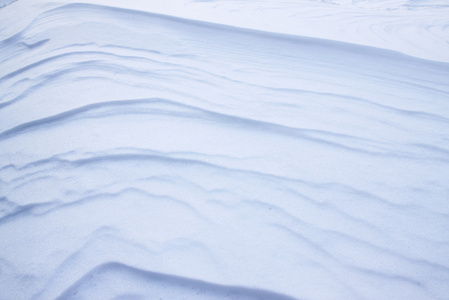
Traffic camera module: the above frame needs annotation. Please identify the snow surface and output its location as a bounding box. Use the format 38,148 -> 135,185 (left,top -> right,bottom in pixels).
0,1 -> 449,299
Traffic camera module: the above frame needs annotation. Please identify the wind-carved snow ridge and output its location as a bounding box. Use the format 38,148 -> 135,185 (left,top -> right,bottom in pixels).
0,2 -> 449,300
54,262 -> 298,300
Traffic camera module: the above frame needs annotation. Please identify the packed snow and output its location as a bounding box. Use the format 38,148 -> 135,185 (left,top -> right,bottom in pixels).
0,1 -> 449,299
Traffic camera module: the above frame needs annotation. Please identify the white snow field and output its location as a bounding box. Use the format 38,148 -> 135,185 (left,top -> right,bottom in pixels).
1,1 -> 449,299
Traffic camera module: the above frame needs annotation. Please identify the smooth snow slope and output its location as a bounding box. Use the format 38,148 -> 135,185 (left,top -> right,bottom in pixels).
0,1 -> 449,300
5,0 -> 447,62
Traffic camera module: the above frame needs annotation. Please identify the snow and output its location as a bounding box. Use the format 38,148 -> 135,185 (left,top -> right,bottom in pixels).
0,1 -> 449,299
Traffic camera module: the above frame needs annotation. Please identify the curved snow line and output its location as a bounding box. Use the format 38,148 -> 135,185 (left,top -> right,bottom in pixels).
0,98 -> 384,155
0,187 -> 205,225
3,97 -> 447,164
3,48 -> 447,124
4,150 -> 449,240
55,262 -> 299,300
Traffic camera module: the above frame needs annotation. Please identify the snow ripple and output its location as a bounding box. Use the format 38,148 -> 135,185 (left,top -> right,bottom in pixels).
1,2 -> 449,300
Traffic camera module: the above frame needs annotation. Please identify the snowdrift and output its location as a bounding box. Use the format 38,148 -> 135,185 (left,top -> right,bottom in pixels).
1,1 -> 449,299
